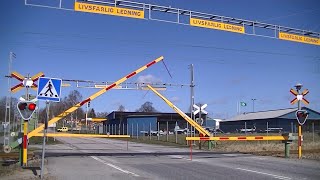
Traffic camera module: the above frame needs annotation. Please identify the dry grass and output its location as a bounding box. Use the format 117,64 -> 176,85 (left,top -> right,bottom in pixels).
126,132 -> 320,160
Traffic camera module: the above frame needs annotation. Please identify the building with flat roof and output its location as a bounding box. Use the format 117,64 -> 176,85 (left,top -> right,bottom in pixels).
220,107 -> 320,133
102,111 -> 211,135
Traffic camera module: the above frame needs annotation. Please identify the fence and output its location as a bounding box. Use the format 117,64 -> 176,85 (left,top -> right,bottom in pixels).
102,121 -> 200,145
219,120 -> 320,145
100,120 -> 320,148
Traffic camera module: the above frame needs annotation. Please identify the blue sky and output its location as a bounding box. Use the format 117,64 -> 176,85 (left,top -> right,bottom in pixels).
1,0 -> 319,119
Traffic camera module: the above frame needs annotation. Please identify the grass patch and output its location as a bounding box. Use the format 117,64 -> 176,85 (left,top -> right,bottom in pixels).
29,137 -> 61,145
0,161 -> 21,177
0,137 -> 60,177
120,133 -> 320,160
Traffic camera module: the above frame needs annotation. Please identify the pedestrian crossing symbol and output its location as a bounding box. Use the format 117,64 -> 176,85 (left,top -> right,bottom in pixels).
37,77 -> 62,102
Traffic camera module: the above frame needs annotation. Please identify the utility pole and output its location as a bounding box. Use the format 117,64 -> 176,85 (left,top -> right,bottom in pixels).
295,83 -> 302,159
189,64 -> 195,143
251,98 -> 257,112
85,103 -> 88,132
3,52 -> 15,150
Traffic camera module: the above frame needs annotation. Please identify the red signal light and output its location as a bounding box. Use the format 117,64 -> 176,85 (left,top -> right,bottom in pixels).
295,110 -> 309,125
28,103 -> 36,111
17,101 -> 37,120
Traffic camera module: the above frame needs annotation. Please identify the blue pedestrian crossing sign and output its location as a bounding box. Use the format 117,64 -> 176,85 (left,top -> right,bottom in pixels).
37,77 -> 62,102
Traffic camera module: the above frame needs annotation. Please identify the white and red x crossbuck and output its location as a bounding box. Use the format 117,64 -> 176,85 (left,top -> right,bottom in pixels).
290,88 -> 309,105
11,71 -> 44,93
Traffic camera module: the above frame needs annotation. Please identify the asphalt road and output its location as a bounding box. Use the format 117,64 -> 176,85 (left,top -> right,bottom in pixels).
33,137 -> 320,180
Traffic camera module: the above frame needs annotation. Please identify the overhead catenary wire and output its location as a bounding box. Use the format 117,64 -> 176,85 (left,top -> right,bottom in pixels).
260,8 -> 320,22
162,60 -> 172,79
5,39 -> 320,60
12,30 -> 320,59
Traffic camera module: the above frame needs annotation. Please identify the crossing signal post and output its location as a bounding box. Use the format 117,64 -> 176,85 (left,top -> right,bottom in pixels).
290,83 -> 309,159
17,100 -> 37,166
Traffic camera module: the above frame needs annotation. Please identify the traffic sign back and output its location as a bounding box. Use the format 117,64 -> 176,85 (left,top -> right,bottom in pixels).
193,104 -> 208,115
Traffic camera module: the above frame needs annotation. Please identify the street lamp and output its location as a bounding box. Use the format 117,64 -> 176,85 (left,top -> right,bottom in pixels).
251,98 -> 257,112
295,83 -> 302,91
295,83 -> 302,110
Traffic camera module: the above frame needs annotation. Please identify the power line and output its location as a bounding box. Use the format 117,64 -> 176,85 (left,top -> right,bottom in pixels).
261,8 -> 320,22
6,38 -> 320,59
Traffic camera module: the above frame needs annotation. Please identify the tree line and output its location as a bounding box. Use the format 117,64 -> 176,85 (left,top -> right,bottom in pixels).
0,90 -> 158,124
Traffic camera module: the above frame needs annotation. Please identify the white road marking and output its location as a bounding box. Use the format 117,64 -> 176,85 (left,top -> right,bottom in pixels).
53,144 -> 74,150
89,138 -> 108,143
222,154 -> 239,157
236,168 -> 291,180
168,155 -> 184,159
90,156 -> 139,177
137,150 -> 153,153
248,156 -> 267,160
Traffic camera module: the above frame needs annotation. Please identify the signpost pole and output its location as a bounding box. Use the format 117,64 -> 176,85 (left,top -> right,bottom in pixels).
189,140 -> 192,161
36,77 -> 62,179
40,100 -> 49,179
199,104 -> 202,150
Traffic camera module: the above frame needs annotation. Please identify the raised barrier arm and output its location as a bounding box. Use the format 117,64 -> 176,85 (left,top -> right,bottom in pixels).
28,56 -> 164,138
147,84 -> 211,137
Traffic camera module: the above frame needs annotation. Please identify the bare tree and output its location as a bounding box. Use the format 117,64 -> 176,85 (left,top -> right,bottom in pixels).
38,90 -> 85,127
136,101 -> 158,112
0,97 -> 18,123
118,105 -> 126,112
88,108 -> 96,118
65,90 -> 83,108
96,112 -> 108,118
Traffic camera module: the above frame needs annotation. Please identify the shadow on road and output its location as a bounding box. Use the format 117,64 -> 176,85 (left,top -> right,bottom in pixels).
22,166 -> 41,176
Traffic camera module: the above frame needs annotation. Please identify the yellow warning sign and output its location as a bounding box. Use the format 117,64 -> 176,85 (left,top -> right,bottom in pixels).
74,2 -> 144,19
190,18 -> 245,34
279,32 -> 320,46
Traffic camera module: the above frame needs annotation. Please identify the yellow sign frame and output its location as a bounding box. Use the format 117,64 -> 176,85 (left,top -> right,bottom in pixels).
75,2 -> 144,19
279,32 -> 320,46
190,18 -> 245,34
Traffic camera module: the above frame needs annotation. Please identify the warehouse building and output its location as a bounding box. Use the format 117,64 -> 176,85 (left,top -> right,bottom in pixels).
220,107 -> 320,133
102,111 -> 211,135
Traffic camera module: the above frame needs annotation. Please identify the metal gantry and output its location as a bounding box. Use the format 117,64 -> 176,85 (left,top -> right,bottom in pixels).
63,79 -> 190,90
24,0 -> 320,45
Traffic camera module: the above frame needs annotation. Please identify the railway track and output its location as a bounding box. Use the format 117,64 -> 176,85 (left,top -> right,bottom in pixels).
0,152 -> 34,161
